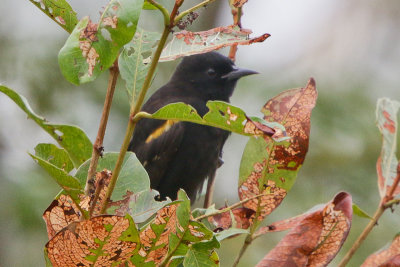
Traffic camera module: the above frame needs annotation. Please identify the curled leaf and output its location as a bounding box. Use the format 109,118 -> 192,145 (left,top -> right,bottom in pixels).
160,25 -> 270,62
376,98 -> 400,197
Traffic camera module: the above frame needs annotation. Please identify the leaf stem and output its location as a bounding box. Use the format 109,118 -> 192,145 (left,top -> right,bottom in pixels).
147,0 -> 170,26
85,61 -> 119,198
228,0 -> 242,61
174,0 -> 218,25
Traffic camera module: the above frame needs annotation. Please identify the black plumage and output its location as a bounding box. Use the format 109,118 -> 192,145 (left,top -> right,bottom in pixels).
129,51 -> 257,201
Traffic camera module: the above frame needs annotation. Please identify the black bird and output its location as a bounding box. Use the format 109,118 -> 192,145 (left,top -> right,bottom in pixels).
129,51 -> 257,201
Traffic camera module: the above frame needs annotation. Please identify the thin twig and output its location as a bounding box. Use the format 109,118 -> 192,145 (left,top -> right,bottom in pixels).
195,192 -> 269,221
203,171 -> 216,208
228,0 -> 242,61
84,61 -> 119,197
339,161 -> 400,266
174,0 -> 219,25
337,205 -> 385,267
232,234 -> 252,267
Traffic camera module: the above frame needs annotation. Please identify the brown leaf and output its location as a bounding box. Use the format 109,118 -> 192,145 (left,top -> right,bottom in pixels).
90,169 -> 113,216
255,213 -> 311,236
208,207 -> 255,230
43,194 -> 81,240
46,215 -> 138,267
239,78 -> 317,222
256,192 -> 352,267
261,78 -> 317,172
362,234 -> 400,267
138,204 -> 179,264
239,176 -> 287,220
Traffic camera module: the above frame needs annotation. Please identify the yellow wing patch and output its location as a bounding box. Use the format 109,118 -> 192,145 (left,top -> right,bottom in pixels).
145,120 -> 178,143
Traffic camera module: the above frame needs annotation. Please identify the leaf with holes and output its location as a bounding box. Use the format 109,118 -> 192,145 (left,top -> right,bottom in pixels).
43,194 -> 82,240
28,0 -> 78,32
45,214 -> 140,266
160,25 -> 270,62
256,192 -> 352,267
376,98 -> 400,197
362,233 -> 400,266
0,85 -> 92,167
150,101 -> 280,138
238,78 -> 317,222
58,0 -> 144,84
130,190 -> 216,266
119,29 -> 160,101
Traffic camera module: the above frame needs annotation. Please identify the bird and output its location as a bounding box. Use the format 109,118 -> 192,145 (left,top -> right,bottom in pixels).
129,51 -> 258,202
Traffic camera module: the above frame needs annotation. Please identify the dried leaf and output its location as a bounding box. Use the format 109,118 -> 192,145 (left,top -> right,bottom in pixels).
160,25 -> 270,62
239,78 -> 317,221
362,234 -> 400,267
256,192 -> 352,267
208,207 -> 255,230
43,194 -> 81,240
46,215 -> 139,267
376,98 -> 400,197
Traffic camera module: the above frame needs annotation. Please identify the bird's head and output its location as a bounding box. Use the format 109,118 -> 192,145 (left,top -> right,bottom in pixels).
170,51 -> 258,101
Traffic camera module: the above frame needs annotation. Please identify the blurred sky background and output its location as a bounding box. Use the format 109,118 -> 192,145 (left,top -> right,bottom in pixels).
0,0 -> 399,266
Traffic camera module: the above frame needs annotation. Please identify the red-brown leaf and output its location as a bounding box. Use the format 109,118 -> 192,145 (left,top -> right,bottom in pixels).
362,234 -> 400,267
256,192 -> 352,267
208,207 -> 255,230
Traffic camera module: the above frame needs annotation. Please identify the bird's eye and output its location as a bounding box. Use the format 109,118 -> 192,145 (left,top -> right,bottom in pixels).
207,68 -> 216,77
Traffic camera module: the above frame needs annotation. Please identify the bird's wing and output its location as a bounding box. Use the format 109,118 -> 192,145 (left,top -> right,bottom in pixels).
130,118 -> 185,189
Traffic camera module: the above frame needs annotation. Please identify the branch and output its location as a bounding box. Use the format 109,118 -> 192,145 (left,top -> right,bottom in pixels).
228,0 -> 243,61
84,61 -> 119,198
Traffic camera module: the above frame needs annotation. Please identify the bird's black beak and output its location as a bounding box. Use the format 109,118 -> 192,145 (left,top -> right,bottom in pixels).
222,67 -> 258,81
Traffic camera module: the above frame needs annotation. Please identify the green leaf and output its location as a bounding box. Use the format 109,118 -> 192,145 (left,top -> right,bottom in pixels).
376,98 -> 400,197
150,101 -> 279,137
160,25 -> 270,62
352,203 -> 373,220
29,153 -> 82,193
129,189 -> 171,224
0,85 -> 92,167
34,143 -> 74,173
183,247 -> 220,267
75,152 -> 149,202
119,29 -> 161,102
58,0 -> 144,84
215,228 -> 249,241
143,0 -> 157,9
28,0 -> 78,33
